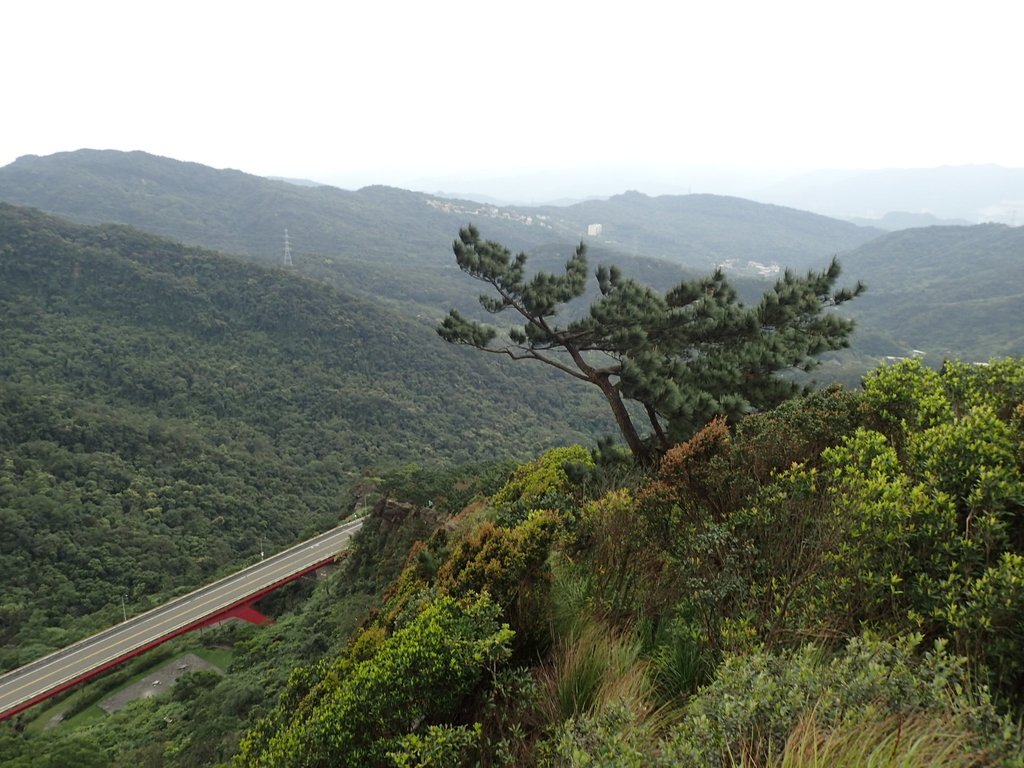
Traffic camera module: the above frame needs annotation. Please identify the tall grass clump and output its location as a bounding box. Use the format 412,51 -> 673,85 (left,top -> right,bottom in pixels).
747,712 -> 988,768
535,618 -> 679,767
537,619 -> 653,725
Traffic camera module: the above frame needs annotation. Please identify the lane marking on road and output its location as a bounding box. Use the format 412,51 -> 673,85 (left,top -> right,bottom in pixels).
0,522 -> 361,711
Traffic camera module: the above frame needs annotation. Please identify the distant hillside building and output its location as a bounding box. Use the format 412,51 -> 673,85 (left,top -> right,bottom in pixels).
587,223 -> 602,236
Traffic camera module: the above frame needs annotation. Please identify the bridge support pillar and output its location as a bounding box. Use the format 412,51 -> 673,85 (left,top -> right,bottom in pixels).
202,603 -> 272,627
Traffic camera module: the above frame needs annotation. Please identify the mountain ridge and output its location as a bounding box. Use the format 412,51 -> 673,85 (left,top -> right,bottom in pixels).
0,149 -> 882,275
3,149 -> 1021,377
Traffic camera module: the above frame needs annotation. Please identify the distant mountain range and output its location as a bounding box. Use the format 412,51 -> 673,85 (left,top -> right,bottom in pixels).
400,163 -> 1022,227
752,164 -> 1024,224
846,211 -> 974,230
1,149 -> 1021,378
0,149 -> 879,273
515,190 -> 880,270
0,149 -> 883,335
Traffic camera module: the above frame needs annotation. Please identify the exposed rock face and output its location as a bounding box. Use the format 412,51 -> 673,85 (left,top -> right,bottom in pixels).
373,497 -> 417,528
372,498 -> 444,533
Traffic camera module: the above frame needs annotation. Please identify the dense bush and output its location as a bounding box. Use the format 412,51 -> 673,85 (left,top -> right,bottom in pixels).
664,635 -> 1022,767
235,592 -> 513,767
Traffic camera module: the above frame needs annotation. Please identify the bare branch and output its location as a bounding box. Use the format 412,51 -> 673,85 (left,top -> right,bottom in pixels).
463,343 -> 591,381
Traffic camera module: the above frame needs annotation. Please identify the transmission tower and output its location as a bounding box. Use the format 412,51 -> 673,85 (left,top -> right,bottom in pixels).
282,228 -> 294,267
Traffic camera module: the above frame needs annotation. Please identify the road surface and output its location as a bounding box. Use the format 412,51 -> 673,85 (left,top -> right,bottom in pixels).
0,518 -> 363,720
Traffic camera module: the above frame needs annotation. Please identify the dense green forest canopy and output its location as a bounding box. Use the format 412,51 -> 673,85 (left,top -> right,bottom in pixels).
840,223 -> 1024,360
2,150 -> 1021,378
0,204 -> 615,669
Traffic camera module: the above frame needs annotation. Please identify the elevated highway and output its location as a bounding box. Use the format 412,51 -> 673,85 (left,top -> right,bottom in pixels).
0,518 -> 363,721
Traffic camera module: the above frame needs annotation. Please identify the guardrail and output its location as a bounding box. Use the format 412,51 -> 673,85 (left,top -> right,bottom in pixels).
0,518 -> 363,720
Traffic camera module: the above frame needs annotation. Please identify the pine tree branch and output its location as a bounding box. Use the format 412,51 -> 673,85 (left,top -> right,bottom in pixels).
466,343 -> 591,381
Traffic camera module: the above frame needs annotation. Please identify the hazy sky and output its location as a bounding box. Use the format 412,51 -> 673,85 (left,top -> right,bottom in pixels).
4,0 -> 1022,194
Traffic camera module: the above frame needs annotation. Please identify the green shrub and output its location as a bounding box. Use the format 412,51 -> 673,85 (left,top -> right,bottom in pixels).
539,703 -> 656,768
637,390 -> 863,650
235,593 -> 513,767
663,635 -> 1023,768
570,489 -> 670,623
806,428 -> 960,636
388,723 -> 482,767
493,446 -> 594,508
943,552 -> 1024,700
437,512 -> 559,610
941,358 -> 1024,420
860,359 -> 953,446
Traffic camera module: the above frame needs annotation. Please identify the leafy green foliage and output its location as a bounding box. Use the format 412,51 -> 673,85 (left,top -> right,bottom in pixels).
540,705 -> 654,768
663,636 -> 1021,767
631,358 -> 1024,703
438,514 -> 559,606
943,553 -> 1024,700
235,592 -> 513,767
797,361 -> 1024,693
492,446 -> 595,508
859,359 -> 953,444
388,723 -> 482,767
435,511 -> 560,655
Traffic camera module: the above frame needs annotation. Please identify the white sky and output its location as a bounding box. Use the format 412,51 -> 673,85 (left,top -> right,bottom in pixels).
3,0 -> 1023,192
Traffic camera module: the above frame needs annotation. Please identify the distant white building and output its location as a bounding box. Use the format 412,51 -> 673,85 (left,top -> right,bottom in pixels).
587,223 -> 602,236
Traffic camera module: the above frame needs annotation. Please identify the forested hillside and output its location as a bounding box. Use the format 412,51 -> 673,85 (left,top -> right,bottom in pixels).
519,190 -> 881,268
3,150 -> 1022,379
0,203 -> 614,669
0,150 -> 875,320
6,359 -> 1022,767
840,223 -> 1024,359
2,152 -> 1024,767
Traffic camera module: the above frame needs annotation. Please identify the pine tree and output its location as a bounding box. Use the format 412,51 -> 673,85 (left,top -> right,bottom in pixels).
438,225 -> 864,463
